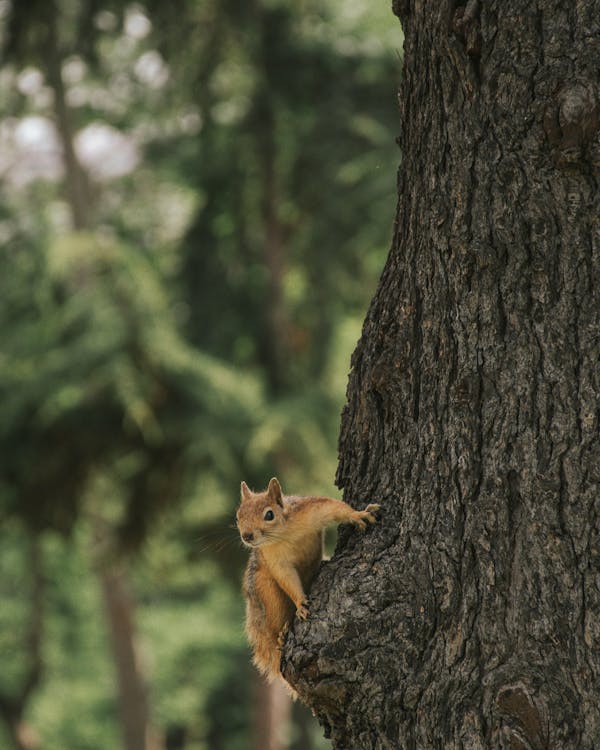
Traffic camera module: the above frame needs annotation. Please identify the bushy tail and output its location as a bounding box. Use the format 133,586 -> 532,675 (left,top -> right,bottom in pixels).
251,629 -> 297,699
251,629 -> 281,682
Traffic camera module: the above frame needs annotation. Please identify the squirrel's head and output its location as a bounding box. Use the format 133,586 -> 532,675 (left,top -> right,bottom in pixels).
236,477 -> 286,548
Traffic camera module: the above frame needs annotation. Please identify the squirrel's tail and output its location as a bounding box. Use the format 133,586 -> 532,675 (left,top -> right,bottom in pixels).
251,630 -> 298,699
252,631 -> 281,681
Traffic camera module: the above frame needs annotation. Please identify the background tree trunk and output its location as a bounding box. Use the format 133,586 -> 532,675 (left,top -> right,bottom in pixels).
43,23 -> 163,747
100,565 -> 162,750
251,675 -> 291,750
45,5 -> 93,230
283,2 -> 600,748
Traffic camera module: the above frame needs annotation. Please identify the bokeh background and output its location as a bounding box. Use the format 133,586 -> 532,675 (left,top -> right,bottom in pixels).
0,1 -> 401,748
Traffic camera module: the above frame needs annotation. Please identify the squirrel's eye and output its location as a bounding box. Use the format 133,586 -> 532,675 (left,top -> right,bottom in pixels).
264,509 -> 275,521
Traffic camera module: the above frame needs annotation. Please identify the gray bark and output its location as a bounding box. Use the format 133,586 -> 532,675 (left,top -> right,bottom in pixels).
283,2 -> 600,748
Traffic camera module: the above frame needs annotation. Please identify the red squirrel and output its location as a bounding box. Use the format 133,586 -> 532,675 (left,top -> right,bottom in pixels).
237,477 -> 380,685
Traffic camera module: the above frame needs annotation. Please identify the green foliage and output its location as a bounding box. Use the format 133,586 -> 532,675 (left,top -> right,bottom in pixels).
34,532 -> 120,750
171,0 -> 400,386
0,0 -> 400,747
0,227 -> 257,540
0,518 -> 252,749
139,585 -> 249,748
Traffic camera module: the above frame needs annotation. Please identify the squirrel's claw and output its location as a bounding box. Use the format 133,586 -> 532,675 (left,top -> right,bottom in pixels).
353,503 -> 381,530
296,600 -> 310,620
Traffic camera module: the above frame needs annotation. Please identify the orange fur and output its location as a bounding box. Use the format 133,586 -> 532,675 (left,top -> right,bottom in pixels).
237,477 -> 380,687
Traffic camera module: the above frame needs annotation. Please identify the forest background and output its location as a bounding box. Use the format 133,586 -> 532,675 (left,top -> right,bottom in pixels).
0,1 -> 401,748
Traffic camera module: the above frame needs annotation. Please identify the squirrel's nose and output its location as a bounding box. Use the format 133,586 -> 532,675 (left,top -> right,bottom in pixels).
242,532 -> 254,543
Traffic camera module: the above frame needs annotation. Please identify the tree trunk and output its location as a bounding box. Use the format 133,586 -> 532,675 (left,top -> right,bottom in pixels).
283,2 -> 600,748
255,19 -> 293,396
251,674 -> 291,750
100,565 -> 162,750
44,5 -> 93,230
42,17 -> 161,747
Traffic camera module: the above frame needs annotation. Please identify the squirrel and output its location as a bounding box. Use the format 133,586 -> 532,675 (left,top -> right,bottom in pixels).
237,476 -> 380,687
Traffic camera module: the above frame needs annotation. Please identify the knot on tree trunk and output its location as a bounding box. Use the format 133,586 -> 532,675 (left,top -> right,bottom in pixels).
543,81 -> 600,169
494,684 -> 548,750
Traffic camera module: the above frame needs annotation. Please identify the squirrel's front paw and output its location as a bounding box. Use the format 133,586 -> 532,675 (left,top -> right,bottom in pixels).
352,503 -> 381,531
296,600 -> 310,620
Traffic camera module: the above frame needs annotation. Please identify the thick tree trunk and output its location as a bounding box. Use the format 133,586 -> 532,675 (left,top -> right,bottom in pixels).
283,2 -> 600,748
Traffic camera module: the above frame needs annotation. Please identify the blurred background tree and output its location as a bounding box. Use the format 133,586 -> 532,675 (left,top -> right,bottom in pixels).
0,1 -> 401,748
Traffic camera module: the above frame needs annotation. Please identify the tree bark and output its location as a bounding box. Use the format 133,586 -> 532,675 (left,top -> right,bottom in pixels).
283,2 -> 600,748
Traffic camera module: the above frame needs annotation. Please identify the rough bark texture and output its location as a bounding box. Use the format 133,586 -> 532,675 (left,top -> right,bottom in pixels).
283,2 -> 600,748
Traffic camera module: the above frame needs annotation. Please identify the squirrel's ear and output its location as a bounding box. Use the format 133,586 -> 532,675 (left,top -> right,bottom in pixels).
267,477 -> 283,506
240,481 -> 251,500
